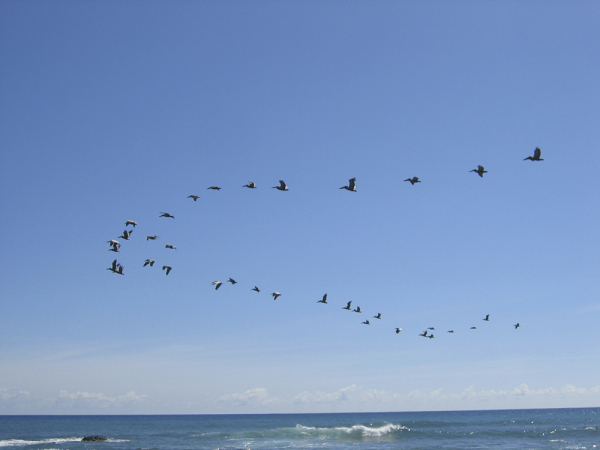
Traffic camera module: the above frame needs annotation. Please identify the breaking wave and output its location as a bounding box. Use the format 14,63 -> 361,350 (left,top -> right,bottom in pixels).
0,437 -> 128,447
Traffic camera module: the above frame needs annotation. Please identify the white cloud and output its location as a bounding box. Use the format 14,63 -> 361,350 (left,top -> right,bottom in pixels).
293,385 -> 396,405
49,390 -> 147,409
218,388 -> 280,406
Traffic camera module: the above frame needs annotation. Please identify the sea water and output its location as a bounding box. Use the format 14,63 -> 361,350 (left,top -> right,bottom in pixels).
1,408 -> 599,450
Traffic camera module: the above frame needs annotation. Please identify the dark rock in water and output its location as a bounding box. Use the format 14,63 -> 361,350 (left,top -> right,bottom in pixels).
81,436 -> 108,441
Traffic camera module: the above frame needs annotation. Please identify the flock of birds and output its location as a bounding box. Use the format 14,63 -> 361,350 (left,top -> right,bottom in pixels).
106,148 -> 544,338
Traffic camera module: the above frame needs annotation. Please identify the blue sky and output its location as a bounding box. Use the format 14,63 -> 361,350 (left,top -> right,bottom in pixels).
1,1 -> 599,414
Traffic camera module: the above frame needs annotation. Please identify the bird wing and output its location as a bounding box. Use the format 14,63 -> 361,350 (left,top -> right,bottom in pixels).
279,180 -> 286,188
348,178 -> 356,189
534,147 -> 541,159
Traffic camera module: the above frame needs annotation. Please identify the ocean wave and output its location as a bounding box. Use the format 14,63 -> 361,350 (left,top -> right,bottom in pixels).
294,423 -> 409,439
0,437 -> 129,447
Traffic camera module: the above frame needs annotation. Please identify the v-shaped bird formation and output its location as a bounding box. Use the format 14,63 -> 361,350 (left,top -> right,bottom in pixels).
106,149 -> 545,339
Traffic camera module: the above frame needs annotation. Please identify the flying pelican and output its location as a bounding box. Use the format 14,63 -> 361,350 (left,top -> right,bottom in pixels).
428,327 -> 435,330
212,281 -> 222,290
373,313 -> 381,319
420,330 -> 428,337
342,301 -> 352,310
428,334 -> 434,339
108,241 -> 120,252
107,239 -> 120,246
514,323 -> 520,329
272,292 -> 281,300
162,265 -> 171,275
146,235 -> 159,240
227,278 -> 237,285
143,259 -> 154,267
317,294 -> 327,304
404,177 -> 421,185
470,165 -> 488,177
470,326 -> 477,330
524,147 -> 543,161
362,320 -> 370,325
159,212 -> 174,218
107,259 -> 119,273
165,244 -> 176,250
119,229 -> 132,240
353,306 -> 361,313
252,286 -> 260,292
207,186 -> 221,190
243,181 -> 256,188
125,220 -> 137,227
188,195 -> 200,201
272,180 -> 288,191
115,264 -> 124,275
395,328 -> 402,334
483,314 -> 490,321
448,330 -> 454,333
339,177 -> 356,192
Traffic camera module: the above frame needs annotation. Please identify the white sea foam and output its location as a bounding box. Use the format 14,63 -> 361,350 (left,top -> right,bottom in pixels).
295,423 -> 408,438
0,437 -> 129,447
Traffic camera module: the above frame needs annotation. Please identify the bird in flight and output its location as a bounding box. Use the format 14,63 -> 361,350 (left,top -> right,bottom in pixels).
165,244 -> 176,250
373,313 -> 382,319
404,177 -> 421,185
524,147 -> 543,161
339,177 -> 357,192
159,212 -> 174,218
187,195 -> 200,201
470,327 -> 477,330
362,320 -> 370,325
212,281 -> 222,290
395,328 -> 402,334
252,286 -> 260,292
143,259 -> 155,267
483,314 -> 490,321
317,294 -> 327,304
119,230 -> 132,240
470,165 -> 488,177
272,292 -> 281,300
514,323 -> 521,329
428,334 -> 435,339
146,235 -> 159,240
243,181 -> 256,188
108,241 -> 120,252
227,278 -> 237,285
125,220 -> 137,227
107,259 -> 124,275
342,301 -> 352,310
420,330 -> 428,337
162,265 -> 171,275
448,330 -> 454,333
428,327 -> 435,330
272,180 -> 288,191
207,186 -> 221,190
353,306 -> 361,313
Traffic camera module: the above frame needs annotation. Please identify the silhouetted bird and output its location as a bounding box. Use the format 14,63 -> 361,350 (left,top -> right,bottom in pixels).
125,220 -> 137,227
395,328 -> 402,334
227,278 -> 237,285
420,331 -> 428,337
107,239 -> 119,247
272,180 -> 288,191
524,147 -> 543,161
470,327 -> 477,330
146,235 -> 159,240
470,165 -> 488,177
272,292 -> 281,300
353,306 -> 361,313
143,259 -> 154,267
119,230 -> 132,240
483,314 -> 490,321
317,294 -> 327,304
108,241 -> 120,252
252,286 -> 260,292
339,177 -> 356,192
107,259 -> 119,273
159,212 -> 174,218
373,313 -> 381,319
428,334 -> 434,339
514,323 -> 520,329
165,244 -> 176,250
212,281 -> 222,290
162,265 -> 171,275
428,327 -> 435,330
362,320 -> 370,325
343,301 -> 352,310
448,330 -> 454,333
404,177 -> 421,185
187,195 -> 200,201
207,186 -> 221,190
243,181 -> 256,188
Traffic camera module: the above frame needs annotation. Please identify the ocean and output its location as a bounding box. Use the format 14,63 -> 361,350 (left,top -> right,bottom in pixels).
1,408 -> 599,450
